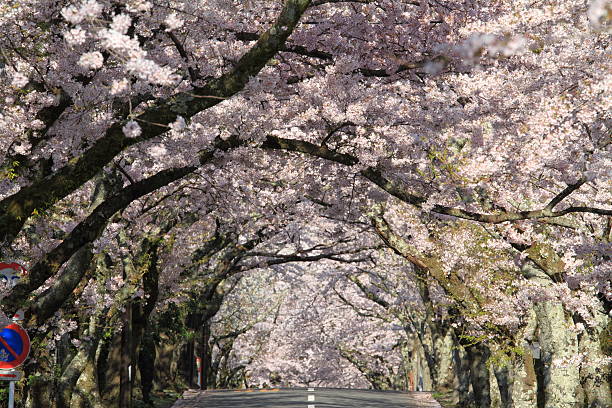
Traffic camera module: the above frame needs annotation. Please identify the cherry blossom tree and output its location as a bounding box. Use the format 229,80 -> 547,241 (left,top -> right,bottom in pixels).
0,0 -> 610,406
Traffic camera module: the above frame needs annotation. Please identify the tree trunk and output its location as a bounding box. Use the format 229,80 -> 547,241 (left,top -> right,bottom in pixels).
465,344 -> 491,408
200,322 -> 211,389
493,364 -> 513,408
51,314 -> 100,408
576,301 -> 611,407
24,362 -> 54,408
138,325 -> 157,404
522,263 -> 582,407
509,352 -> 538,408
119,303 -> 133,408
70,347 -> 105,408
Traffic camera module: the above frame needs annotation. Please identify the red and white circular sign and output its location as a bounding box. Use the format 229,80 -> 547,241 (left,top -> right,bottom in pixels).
0,323 -> 30,369
0,263 -> 28,289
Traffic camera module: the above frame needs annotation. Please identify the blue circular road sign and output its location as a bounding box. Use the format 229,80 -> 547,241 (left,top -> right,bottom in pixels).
0,324 -> 30,369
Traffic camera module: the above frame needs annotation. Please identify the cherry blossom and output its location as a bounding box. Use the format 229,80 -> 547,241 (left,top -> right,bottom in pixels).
122,120 -> 142,138
0,0 -> 609,406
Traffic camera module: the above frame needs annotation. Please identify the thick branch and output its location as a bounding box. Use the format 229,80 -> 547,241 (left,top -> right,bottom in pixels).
347,275 -> 390,309
262,136 -> 612,223
282,44 -> 333,60
0,0 -> 311,246
238,247 -> 372,272
1,165 -> 195,316
29,244 -> 95,325
371,212 -> 476,307
4,133 -> 244,316
545,177 -> 586,211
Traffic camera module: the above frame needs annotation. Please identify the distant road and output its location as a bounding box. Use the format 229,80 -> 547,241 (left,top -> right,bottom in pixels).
171,388 -> 442,408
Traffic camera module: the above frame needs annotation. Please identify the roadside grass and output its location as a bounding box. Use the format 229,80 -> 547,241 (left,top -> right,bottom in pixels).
432,390 -> 457,407
133,390 -> 181,408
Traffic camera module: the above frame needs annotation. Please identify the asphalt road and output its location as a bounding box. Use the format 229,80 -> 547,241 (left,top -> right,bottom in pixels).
172,388 -> 442,408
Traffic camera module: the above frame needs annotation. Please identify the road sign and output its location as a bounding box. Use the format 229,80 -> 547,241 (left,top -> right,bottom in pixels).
0,324 -> 30,370
0,263 -> 27,288
0,263 -> 28,321
0,370 -> 22,381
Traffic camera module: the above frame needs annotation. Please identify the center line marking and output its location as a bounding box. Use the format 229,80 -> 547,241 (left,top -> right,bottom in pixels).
308,395 -> 315,402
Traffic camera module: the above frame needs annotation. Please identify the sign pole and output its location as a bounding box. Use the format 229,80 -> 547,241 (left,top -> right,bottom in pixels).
8,381 -> 14,408
0,263 -> 31,408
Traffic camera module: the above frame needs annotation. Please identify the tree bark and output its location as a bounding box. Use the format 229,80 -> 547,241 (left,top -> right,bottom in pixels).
201,322 -> 211,389
465,344 -> 491,408
576,301 -> 611,407
493,364 -> 513,408
138,325 -> 157,404
0,0 -> 313,248
119,302 -> 133,408
53,313 -> 102,408
522,263 -> 582,407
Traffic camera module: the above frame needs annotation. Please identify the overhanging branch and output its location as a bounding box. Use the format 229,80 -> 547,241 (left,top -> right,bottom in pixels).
262,135 -> 611,223
0,0 -> 312,247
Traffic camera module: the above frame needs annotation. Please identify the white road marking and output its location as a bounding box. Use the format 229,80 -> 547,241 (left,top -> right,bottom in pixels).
308,388 -> 315,392
308,394 -> 315,402
308,405 -> 315,408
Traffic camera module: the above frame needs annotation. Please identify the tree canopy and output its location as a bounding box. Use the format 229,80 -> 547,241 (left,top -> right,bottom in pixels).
0,0 -> 610,406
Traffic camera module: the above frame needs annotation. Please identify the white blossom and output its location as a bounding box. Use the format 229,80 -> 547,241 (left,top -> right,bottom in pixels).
11,72 -> 29,88
109,78 -> 130,95
588,0 -> 612,28
64,27 -> 87,45
61,5 -> 83,24
98,29 -> 145,60
164,13 -> 184,31
78,51 -> 104,70
170,116 -> 186,132
126,0 -> 152,13
79,0 -> 103,19
122,120 -> 142,138
148,144 -> 168,160
125,57 -> 179,85
110,14 -> 132,34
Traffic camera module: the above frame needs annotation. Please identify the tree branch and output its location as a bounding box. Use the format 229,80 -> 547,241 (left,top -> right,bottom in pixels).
262,135 -> 612,223
545,177 -> 586,211
238,246 -> 374,272
1,165 -> 195,316
312,0 -> 376,6
347,275 -> 390,309
167,30 -> 198,82
0,0 -> 312,246
333,285 -> 384,319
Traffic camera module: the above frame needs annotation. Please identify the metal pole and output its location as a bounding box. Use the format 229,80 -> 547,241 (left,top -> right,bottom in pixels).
8,381 -> 15,408
201,324 -> 208,390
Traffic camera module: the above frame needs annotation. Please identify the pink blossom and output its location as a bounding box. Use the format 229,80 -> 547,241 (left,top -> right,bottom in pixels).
109,78 -> 130,95
11,72 -> 29,88
64,27 -> 87,45
164,13 -> 184,31
122,120 -> 141,138
78,51 -> 104,70
110,14 -> 132,35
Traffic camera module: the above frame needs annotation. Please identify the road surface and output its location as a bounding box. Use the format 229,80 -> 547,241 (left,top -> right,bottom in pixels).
171,388 -> 442,408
